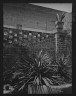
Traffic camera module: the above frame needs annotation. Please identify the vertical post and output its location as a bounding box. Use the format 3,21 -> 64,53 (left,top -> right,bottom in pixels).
55,32 -> 59,62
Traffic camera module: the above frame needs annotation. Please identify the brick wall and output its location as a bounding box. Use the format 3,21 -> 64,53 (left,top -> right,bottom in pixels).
56,31 -> 72,57
3,27 -> 56,59
3,3 -> 71,60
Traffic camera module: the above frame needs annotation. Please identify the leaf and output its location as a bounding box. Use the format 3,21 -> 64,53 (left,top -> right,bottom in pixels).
32,85 -> 36,94
36,77 -> 40,85
38,85 -> 42,94
19,76 -> 25,79
42,85 -> 48,94
44,68 -> 50,73
38,50 -> 43,58
40,85 -> 44,94
27,71 -> 35,77
19,77 -> 33,91
28,85 -> 32,94
37,85 -> 40,94
56,14 -> 60,21
19,83 -> 25,91
12,72 -> 22,79
61,12 -> 66,21
45,78 -> 53,85
42,77 -> 51,87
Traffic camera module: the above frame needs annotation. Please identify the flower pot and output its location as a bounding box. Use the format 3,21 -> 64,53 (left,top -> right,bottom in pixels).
55,21 -> 64,31
28,84 -> 48,94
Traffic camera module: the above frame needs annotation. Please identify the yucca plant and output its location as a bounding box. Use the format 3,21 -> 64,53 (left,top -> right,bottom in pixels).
56,13 -> 66,22
57,53 -> 72,83
3,42 -> 72,94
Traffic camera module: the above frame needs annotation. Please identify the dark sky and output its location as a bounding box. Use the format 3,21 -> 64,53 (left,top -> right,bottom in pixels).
31,3 -> 72,13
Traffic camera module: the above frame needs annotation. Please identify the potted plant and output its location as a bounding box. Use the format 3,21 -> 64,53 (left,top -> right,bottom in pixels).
3,43 -> 72,94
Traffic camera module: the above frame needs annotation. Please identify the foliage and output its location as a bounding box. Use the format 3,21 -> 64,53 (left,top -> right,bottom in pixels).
3,42 -> 72,94
56,13 -> 66,22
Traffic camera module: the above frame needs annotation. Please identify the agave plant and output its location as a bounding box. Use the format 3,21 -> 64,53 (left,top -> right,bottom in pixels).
57,53 -> 72,83
56,13 -> 66,22
3,42 -> 72,94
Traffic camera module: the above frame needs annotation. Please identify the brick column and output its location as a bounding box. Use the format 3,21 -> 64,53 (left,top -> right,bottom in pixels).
55,13 -> 65,62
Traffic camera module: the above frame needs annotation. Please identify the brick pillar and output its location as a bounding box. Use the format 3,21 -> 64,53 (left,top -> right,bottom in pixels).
55,13 -> 65,62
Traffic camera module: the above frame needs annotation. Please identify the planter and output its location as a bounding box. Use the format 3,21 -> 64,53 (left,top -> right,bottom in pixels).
28,84 -> 49,94
28,83 -> 72,94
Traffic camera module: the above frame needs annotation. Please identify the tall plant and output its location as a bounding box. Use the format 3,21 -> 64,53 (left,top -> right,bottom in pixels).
3,43 -> 72,94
